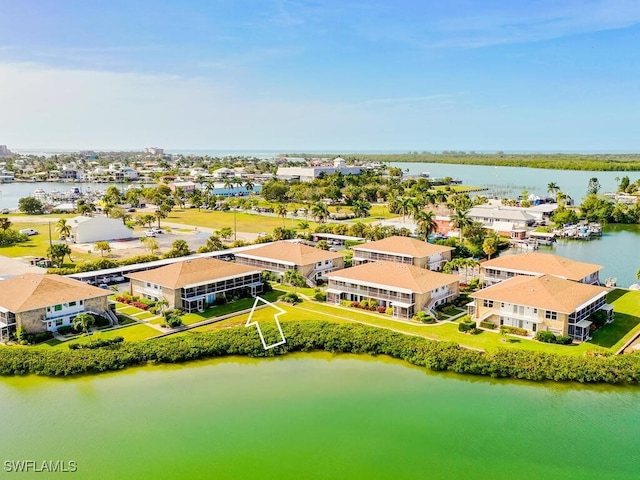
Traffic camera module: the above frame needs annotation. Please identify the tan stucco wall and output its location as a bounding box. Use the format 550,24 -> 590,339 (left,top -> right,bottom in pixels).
17,309 -> 47,334
84,296 -> 108,314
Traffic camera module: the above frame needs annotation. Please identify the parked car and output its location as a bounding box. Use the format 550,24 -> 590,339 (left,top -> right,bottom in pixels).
127,208 -> 136,212
19,228 -> 39,236
98,283 -> 109,290
151,228 -> 164,234
1,208 -> 9,214
111,274 -> 125,283
257,232 -> 268,238
145,230 -> 156,237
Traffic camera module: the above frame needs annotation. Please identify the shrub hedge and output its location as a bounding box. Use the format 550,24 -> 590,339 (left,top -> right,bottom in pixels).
1,321 -> 640,384
500,326 -> 529,336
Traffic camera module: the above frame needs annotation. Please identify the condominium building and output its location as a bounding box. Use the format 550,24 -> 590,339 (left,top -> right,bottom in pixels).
351,236 -> 453,271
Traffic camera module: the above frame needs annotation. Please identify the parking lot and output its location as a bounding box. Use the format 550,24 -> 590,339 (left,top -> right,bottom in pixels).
71,227 -> 212,259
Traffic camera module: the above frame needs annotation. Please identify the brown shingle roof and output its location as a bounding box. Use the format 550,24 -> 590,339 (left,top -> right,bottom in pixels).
481,252 -> 601,281
353,236 -> 453,258
126,257 -> 261,289
471,274 -> 608,313
327,261 -> 459,294
0,274 -> 110,313
236,241 -> 343,266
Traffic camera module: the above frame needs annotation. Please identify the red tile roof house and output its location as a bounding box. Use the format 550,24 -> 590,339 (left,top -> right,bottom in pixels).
234,241 -> 344,286
326,261 -> 460,319
126,257 -> 263,313
470,274 -> 612,342
0,274 -> 113,341
351,236 -> 454,271
480,252 -> 602,287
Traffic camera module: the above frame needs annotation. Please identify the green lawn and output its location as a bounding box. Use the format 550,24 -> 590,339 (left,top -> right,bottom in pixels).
275,284 -> 319,298
166,209 -> 319,233
180,289 -> 283,325
590,290 -> 640,351
116,305 -> 142,315
287,301 -> 599,356
36,323 -> 159,349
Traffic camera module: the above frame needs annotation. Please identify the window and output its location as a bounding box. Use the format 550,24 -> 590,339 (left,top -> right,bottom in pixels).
56,319 -> 63,326
69,301 -> 76,307
545,310 -> 557,320
54,304 -> 62,311
483,300 -> 494,308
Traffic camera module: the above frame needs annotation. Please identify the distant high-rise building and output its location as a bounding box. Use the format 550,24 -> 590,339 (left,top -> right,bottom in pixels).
0,145 -> 12,157
145,147 -> 164,155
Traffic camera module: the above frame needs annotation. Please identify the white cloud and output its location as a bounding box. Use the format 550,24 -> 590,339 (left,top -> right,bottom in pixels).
425,0 -> 640,48
0,62 -> 383,150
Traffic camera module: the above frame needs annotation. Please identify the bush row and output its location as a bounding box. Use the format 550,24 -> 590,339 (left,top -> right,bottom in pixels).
1,321 -> 640,383
69,337 -> 124,350
500,325 -> 529,336
48,254 -> 161,275
535,331 -> 573,345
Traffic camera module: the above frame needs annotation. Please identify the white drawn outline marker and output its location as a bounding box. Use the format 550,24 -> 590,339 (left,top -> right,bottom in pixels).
245,296 -> 287,350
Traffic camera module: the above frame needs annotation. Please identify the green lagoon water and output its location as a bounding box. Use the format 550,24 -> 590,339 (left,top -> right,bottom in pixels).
1,353 -> 639,479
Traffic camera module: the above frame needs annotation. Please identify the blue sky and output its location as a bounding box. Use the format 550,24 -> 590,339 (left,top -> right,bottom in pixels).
0,0 -> 639,151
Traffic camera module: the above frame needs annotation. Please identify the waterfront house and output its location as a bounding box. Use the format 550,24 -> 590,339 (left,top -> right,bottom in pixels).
69,216 -> 133,244
469,274 -> 611,341
168,181 -> 196,194
126,257 -> 263,313
481,252 -> 602,287
276,158 -> 362,182
352,236 -> 453,271
234,241 -> 344,286
468,205 -> 535,229
0,274 -> 112,340
326,261 -> 460,319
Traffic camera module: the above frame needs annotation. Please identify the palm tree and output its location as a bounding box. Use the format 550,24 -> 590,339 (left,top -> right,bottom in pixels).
0,217 -> 12,232
156,298 -> 169,318
224,178 -> 234,198
351,200 -> 371,218
298,220 -> 310,235
47,243 -> 72,267
76,200 -> 94,216
203,179 -> 215,206
450,208 -> 472,241
311,202 -> 329,224
137,214 -> 155,229
414,211 -> 438,241
397,197 -> 413,223
547,182 -> 559,197
283,269 -> 307,293
73,312 -> 95,344
154,209 -> 167,228
275,204 -> 288,227
244,180 -> 254,196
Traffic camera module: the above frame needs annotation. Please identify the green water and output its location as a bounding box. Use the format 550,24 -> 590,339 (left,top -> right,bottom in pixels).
1,354 -> 639,479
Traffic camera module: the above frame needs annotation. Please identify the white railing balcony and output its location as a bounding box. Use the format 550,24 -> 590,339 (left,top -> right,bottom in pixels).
45,305 -> 84,320
498,311 -> 542,323
134,286 -> 163,298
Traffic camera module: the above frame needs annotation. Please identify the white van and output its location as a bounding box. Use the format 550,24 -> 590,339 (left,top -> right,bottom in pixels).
19,228 -> 39,236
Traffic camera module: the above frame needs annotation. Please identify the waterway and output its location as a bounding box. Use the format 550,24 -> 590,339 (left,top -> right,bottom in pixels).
0,354 -> 638,479
390,161 -> 629,203
0,181 -> 259,210
1,165 -> 639,284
